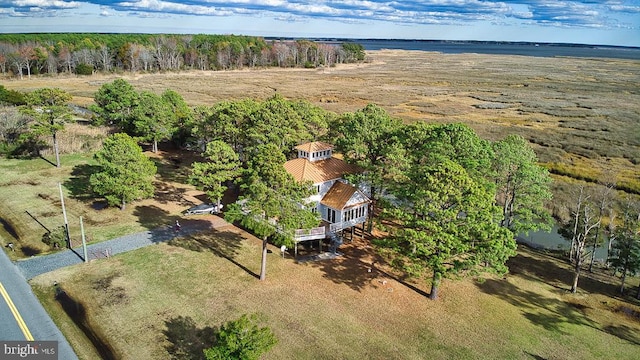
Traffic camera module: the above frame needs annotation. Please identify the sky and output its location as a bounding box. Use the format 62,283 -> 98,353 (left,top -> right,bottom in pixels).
0,1 -> 639,47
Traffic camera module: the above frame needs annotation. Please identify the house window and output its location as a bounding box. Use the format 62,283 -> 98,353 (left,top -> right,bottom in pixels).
327,208 -> 336,223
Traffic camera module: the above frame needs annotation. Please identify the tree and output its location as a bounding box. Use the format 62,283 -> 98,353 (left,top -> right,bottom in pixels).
90,133 -> 156,210
132,91 -> 176,153
192,100 -> 257,155
162,89 -> 193,147
333,104 -> 406,232
190,140 -> 241,209
558,185 -> 601,293
0,106 -> 30,155
91,78 -> 139,131
588,179 -> 616,272
225,143 -> 317,281
244,94 -> 311,153
20,88 -> 73,167
341,42 -> 365,61
492,134 -> 553,234
379,160 -> 515,300
608,197 -> 640,296
203,314 -> 277,360
403,122 -> 494,181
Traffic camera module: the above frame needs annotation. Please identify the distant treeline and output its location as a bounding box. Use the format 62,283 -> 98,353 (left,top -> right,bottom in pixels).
0,33 -> 366,77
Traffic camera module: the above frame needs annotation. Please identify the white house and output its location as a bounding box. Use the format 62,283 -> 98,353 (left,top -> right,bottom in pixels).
283,142 -> 370,247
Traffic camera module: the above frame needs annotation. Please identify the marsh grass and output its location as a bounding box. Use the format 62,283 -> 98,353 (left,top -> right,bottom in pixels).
4,51 -> 639,195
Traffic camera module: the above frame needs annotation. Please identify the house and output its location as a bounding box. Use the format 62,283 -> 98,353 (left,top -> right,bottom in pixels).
283,142 -> 370,252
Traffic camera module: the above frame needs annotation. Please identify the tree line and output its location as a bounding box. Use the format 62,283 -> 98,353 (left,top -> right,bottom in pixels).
3,80 -> 639,300
0,33 -> 365,78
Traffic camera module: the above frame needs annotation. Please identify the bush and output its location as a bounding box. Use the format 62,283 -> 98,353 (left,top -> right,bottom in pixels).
42,226 -> 67,249
204,314 -> 277,360
0,85 -> 26,105
75,63 -> 94,75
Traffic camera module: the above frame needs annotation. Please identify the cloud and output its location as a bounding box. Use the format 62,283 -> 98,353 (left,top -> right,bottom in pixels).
0,0 -> 636,30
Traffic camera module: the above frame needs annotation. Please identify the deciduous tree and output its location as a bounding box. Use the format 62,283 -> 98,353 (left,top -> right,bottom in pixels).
559,185 -> 601,293
90,133 -> 156,210
609,197 -> 640,296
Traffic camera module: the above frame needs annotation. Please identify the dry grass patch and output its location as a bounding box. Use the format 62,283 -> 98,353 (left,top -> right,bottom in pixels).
31,231 -> 640,360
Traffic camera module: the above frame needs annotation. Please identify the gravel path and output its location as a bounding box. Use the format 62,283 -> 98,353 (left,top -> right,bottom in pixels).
17,216 -> 229,280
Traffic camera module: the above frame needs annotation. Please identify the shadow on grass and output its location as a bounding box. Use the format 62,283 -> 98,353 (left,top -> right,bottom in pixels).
20,245 -> 41,256
169,228 -> 259,280
163,316 -> 217,360
0,217 -> 20,239
55,285 -> 118,360
507,248 -> 621,297
63,163 -> 102,200
602,324 -> 640,345
477,278 -> 596,335
151,156 -> 193,185
304,237 -> 430,297
155,181 -> 190,206
39,155 -> 56,167
133,205 -> 174,230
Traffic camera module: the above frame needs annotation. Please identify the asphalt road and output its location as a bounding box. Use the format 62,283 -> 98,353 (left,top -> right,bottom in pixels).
0,246 -> 78,359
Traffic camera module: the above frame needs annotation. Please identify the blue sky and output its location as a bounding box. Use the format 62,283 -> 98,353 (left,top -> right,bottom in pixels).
0,1 -> 639,47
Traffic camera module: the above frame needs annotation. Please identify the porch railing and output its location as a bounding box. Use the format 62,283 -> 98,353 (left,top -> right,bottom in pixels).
329,215 -> 367,233
294,226 -> 326,242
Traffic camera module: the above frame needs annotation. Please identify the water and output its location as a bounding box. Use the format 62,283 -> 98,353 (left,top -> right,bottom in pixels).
346,39 -> 640,60
517,226 -> 609,261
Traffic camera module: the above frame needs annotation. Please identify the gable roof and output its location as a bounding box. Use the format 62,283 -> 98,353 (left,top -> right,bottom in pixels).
294,141 -> 334,153
321,181 -> 369,210
284,157 -> 362,184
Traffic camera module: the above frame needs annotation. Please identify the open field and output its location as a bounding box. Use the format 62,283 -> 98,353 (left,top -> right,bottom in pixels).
0,150 -> 203,260
3,50 -> 640,193
1,50 -> 639,359
30,231 -> 640,360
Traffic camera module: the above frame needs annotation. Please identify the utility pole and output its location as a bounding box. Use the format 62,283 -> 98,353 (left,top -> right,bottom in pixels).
80,216 -> 88,263
58,183 -> 71,249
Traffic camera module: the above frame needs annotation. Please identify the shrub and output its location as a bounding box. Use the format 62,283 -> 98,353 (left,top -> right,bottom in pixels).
42,226 -> 67,249
75,63 -> 94,75
204,314 -> 277,360
0,85 -> 26,105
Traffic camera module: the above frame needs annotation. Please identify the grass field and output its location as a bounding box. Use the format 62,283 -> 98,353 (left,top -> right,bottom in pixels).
0,149 -> 201,260
30,231 -> 640,360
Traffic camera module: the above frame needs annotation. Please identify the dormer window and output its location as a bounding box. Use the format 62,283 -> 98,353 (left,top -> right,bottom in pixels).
295,141 -> 334,162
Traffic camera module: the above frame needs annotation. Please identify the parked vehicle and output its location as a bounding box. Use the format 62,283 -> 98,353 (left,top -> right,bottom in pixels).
184,203 -> 223,215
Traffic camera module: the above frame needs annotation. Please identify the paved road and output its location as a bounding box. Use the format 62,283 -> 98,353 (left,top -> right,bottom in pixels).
0,246 -> 78,359
1,215 -> 229,359
17,217 -> 228,280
